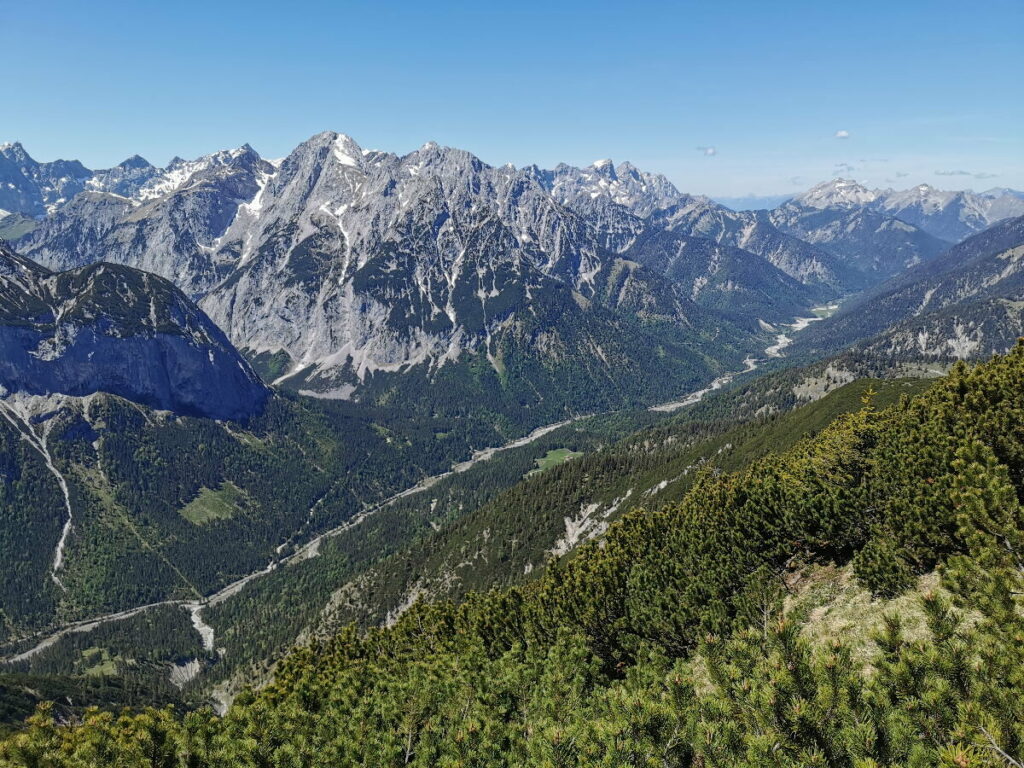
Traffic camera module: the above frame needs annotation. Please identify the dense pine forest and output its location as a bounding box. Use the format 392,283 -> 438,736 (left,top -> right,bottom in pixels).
2,343 -> 1023,766
0,386 -> 529,642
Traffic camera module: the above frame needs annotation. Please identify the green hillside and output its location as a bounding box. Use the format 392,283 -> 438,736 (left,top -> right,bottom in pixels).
309,377 -> 933,637
0,387 -> 542,651
4,341 -> 1023,766
0,369 -> 932,711
165,376 -> 931,698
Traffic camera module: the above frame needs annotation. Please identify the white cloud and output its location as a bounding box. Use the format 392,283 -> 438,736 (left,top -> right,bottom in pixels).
834,129 -> 850,139
696,146 -> 717,156
935,169 -> 999,180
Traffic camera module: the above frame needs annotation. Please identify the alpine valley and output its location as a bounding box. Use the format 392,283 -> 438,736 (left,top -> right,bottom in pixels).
2,132 -> 1024,767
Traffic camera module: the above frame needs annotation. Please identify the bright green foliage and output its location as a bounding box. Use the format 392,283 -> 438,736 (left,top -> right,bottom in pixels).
5,345 -> 1024,765
179,482 -> 247,525
529,448 -> 584,475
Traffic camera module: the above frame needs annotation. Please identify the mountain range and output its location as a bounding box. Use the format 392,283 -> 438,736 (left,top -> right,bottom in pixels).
0,136 -> 812,428
3,131 -> 1024,729
788,177 -> 1024,242
791,213 -> 1024,362
6,136 -> 1018,421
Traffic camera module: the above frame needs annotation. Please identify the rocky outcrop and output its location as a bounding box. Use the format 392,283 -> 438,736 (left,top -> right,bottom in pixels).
0,142 -> 92,216
0,246 -> 268,420
18,146 -> 276,295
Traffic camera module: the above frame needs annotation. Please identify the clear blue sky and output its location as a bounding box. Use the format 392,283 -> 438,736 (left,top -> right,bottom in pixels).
2,0 -> 1021,196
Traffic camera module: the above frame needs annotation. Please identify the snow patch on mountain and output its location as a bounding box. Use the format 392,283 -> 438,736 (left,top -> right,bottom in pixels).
794,179 -> 879,209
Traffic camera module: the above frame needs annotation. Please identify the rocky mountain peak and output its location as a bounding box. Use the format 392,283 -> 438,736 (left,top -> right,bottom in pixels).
0,143 -> 93,216
981,187 -> 1024,200
792,178 -> 878,210
0,141 -> 30,165
591,158 -> 617,178
543,158 -> 684,219
117,154 -> 154,170
329,133 -> 364,168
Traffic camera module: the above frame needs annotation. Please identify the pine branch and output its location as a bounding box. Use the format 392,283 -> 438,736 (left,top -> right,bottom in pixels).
979,726 -> 1024,768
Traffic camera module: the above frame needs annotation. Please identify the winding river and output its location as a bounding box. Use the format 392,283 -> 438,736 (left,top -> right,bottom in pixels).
650,305 -> 838,412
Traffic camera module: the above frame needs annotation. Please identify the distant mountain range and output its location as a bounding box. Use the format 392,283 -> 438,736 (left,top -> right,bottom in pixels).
792,214 -> 1024,362
788,177 -> 1024,242
2,136 -> 1022,430
714,180 -> 1024,240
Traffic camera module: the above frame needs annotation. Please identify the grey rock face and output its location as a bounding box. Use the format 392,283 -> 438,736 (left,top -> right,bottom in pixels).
0,246 -> 268,420
544,159 -> 686,218
0,142 -> 92,216
618,227 -> 818,323
858,298 -> 1024,362
768,199 -> 949,286
788,178 -> 1024,244
542,161 -> 847,293
655,202 -> 847,291
199,133 -> 726,388
16,193 -> 137,271
20,145 -> 276,294
85,155 -> 161,198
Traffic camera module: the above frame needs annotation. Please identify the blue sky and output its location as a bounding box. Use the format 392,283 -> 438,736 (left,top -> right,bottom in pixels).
2,0 -> 1021,196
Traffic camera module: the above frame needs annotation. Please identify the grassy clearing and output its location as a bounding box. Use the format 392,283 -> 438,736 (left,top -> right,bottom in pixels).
810,303 -> 841,318
528,448 -> 583,476
787,564 -> 943,668
81,647 -> 118,677
690,564 -> 947,694
180,482 -> 246,525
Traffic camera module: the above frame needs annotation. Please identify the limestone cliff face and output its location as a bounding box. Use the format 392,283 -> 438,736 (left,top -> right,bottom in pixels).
10,134 -> 806,397
0,246 -> 268,420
